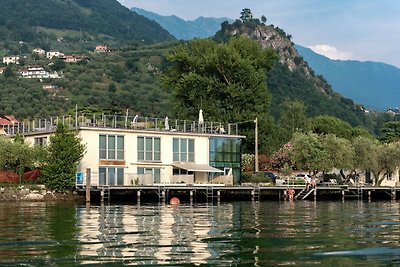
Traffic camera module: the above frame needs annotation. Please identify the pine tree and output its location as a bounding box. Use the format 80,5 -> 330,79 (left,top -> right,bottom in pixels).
40,124 -> 85,192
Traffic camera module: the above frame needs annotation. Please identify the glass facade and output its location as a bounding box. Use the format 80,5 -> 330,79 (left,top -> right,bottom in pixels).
99,167 -> 124,185
99,134 -> 124,160
34,137 -> 47,146
138,136 -> 161,161
209,137 -> 241,184
173,138 -> 195,162
138,167 -> 161,183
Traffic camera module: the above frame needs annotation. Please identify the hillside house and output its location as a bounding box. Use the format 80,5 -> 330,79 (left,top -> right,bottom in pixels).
59,55 -> 87,63
46,51 -> 64,59
94,45 -> 117,53
20,115 -> 243,186
32,48 -> 46,56
19,66 -> 61,79
0,67 -> 5,74
0,115 -> 20,135
2,55 -> 20,65
386,108 -> 400,116
0,115 -> 19,127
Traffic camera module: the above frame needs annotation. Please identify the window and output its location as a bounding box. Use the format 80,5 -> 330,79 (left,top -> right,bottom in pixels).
138,137 -> 160,161
99,134 -> 124,160
138,167 -> 161,183
34,137 -> 47,146
99,167 -> 124,185
209,137 -> 241,183
173,138 -> 194,162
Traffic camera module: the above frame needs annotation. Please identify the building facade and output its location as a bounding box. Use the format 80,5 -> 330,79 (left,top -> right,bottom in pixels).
2,55 -> 20,65
22,117 -> 243,187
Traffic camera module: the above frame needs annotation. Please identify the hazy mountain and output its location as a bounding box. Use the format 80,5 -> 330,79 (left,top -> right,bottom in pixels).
295,45 -> 400,111
131,7 -> 233,40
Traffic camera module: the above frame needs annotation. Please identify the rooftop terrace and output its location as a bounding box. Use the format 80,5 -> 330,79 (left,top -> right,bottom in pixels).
1,114 -> 240,136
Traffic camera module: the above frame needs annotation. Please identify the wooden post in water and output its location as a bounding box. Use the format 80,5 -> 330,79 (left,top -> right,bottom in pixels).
137,190 -> 141,204
314,188 -> 317,201
368,191 -> 371,202
86,168 -> 91,203
190,190 -> 194,205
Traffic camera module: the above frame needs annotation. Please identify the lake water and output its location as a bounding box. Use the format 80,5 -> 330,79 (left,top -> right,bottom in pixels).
1,200 -> 400,266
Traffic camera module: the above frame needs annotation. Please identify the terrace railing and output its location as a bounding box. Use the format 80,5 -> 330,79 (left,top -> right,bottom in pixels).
2,114 -> 239,136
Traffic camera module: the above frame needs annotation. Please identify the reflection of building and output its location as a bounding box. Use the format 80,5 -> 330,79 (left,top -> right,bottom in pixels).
21,115 -> 243,185
75,204 -> 234,264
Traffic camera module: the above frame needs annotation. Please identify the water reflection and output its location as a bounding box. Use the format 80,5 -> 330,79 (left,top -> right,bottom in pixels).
1,201 -> 400,266
76,203 -> 235,265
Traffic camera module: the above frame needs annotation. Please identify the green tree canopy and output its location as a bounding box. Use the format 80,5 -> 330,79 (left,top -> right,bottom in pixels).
40,124 -> 85,192
162,36 -> 277,152
310,115 -> 353,139
0,136 -> 41,179
289,132 -> 331,173
380,121 -> 400,143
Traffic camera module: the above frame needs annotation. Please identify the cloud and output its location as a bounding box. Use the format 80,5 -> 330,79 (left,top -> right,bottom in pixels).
308,44 -> 353,60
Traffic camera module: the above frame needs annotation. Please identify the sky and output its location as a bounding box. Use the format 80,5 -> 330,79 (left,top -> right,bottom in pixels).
118,0 -> 400,68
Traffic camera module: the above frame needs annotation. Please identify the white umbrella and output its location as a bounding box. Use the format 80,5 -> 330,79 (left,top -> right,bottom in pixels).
164,116 -> 169,130
198,109 -> 204,125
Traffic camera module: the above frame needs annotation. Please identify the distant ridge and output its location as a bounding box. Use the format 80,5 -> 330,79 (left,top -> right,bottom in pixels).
296,45 -> 400,111
131,7 -> 233,40
0,0 -> 174,49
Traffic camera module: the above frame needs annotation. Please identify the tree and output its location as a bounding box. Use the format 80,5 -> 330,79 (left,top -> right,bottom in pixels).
240,8 -> 253,22
380,121 -> 400,143
289,132 -> 331,174
162,37 -> 277,152
40,124 -> 86,192
0,136 -> 40,181
370,142 -> 400,186
322,134 -> 355,181
261,15 -> 267,24
51,58 -> 66,71
352,136 -> 378,179
276,100 -> 309,146
310,115 -> 353,139
3,65 -> 14,77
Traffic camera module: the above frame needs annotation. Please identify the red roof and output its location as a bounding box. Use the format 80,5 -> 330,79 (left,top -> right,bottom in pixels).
0,115 -> 19,126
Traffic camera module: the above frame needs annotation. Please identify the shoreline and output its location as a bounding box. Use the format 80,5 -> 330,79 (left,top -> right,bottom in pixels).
0,184 -> 85,202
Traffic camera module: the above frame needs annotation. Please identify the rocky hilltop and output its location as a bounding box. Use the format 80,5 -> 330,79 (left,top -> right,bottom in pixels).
227,24 -> 309,74
213,18 -> 369,127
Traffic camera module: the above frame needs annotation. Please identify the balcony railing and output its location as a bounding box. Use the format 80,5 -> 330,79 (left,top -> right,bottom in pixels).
2,114 -> 239,136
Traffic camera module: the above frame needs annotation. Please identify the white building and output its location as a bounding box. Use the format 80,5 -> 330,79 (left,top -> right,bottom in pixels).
19,66 -> 61,79
22,115 -> 243,186
2,55 -> 20,65
32,48 -> 46,56
46,51 -> 64,59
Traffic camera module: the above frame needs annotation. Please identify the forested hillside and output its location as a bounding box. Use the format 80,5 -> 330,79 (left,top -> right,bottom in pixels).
0,43 -> 173,118
0,0 -> 174,54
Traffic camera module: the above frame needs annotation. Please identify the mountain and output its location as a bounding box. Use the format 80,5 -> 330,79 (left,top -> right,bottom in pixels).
295,45 -> 400,111
131,7 -> 233,40
214,20 -> 371,128
0,0 -> 174,53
